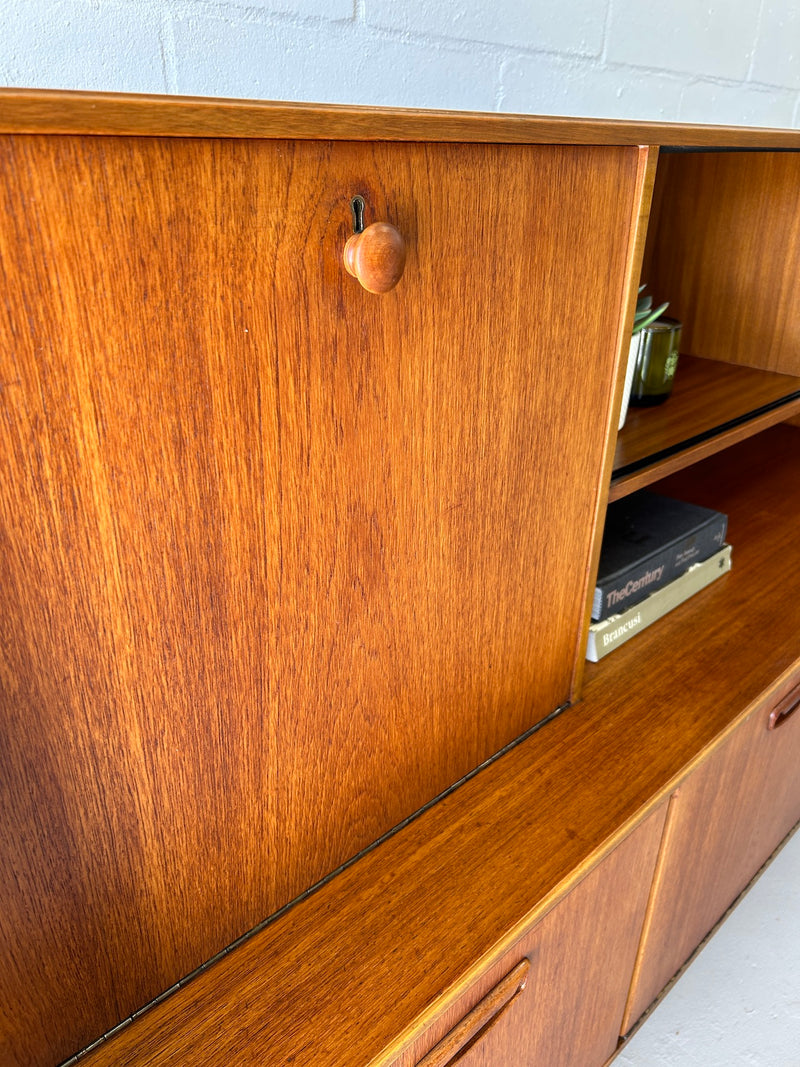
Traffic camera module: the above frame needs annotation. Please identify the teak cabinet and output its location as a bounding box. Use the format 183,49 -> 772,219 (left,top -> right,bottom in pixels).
0,91 -> 799,1067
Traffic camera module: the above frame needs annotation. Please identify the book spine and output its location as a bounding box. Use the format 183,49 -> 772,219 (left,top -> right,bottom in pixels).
593,513 -> 727,621
586,544 -> 732,662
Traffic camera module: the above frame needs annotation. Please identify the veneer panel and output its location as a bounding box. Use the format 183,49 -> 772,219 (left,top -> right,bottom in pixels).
0,133 -> 640,1064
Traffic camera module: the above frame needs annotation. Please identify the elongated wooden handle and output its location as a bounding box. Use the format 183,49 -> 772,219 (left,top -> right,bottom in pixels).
415,959 -> 530,1067
767,686 -> 800,730
344,221 -> 406,293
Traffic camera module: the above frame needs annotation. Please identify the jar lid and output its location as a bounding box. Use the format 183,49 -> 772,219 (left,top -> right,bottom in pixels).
642,316 -> 682,333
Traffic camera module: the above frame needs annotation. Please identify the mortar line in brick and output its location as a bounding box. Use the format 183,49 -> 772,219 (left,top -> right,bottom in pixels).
174,1 -> 355,28
745,0 -> 767,82
600,0 -> 613,64
496,53 -> 513,111
160,9 -> 179,94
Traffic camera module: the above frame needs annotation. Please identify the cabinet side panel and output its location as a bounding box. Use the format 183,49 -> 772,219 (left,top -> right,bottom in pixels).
0,135 -> 640,1065
644,152 -> 800,374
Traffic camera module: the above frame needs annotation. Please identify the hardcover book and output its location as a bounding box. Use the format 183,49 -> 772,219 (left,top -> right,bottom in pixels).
586,544 -> 732,661
592,491 -> 728,622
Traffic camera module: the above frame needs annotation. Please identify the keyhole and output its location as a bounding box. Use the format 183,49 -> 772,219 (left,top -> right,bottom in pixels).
351,195 -> 365,234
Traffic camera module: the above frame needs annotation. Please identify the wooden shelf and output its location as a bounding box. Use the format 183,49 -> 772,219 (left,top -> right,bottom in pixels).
77,425 -> 800,1067
594,424 -> 800,695
610,356 -> 800,501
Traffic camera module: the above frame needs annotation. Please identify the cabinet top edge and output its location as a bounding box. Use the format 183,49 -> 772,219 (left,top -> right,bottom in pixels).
2,88 -> 800,148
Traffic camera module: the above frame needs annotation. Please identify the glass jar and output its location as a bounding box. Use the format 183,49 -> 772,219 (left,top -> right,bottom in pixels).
630,317 -> 682,406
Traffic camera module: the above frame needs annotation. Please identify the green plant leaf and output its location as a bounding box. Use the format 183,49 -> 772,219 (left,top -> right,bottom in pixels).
632,301 -> 669,335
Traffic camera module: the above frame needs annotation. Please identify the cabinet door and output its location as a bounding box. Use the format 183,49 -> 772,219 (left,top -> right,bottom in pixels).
394,803 -> 666,1067
0,135 -> 646,1065
622,671 -> 800,1031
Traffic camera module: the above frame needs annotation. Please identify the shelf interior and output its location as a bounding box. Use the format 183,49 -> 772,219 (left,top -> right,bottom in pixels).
610,356 -> 800,500
592,423 -> 800,693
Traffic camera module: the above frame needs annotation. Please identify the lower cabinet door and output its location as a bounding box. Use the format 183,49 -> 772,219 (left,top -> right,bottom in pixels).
394,803 -> 666,1067
621,669 -> 800,1032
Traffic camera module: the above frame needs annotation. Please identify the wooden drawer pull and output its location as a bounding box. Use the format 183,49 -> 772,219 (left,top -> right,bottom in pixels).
768,687 -> 800,730
344,219 -> 406,293
416,958 -> 530,1067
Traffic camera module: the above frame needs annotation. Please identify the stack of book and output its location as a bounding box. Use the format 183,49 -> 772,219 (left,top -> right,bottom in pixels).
586,490 -> 731,662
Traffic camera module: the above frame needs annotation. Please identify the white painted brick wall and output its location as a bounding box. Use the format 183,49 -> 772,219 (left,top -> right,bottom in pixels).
170,12 -> 501,109
750,1 -> 800,90
1,0 -> 799,127
365,0 -> 607,57
0,0 -> 165,94
605,0 -> 761,83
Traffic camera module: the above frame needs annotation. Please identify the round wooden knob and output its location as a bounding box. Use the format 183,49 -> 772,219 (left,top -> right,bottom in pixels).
344,221 -> 406,294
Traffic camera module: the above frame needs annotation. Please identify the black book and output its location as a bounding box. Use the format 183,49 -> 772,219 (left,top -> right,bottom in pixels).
593,490 -> 728,622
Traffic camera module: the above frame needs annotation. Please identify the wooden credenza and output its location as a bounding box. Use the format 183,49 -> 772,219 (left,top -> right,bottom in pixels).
1,91 -> 799,1067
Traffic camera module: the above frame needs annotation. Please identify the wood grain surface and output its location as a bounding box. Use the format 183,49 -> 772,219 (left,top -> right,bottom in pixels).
72,429 -> 800,1067
610,355 -> 800,499
0,134 -> 639,1065
621,668 -> 800,1031
411,959 -> 531,1067
397,805 -> 665,1067
439,805 -> 665,1067
3,89 -> 800,147
644,151 -> 800,374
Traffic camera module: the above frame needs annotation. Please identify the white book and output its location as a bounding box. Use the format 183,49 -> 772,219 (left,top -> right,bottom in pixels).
586,544 -> 732,662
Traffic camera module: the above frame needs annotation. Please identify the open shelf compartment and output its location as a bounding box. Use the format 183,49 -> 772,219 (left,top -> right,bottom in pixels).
610,356 -> 800,501
592,423 -> 800,690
